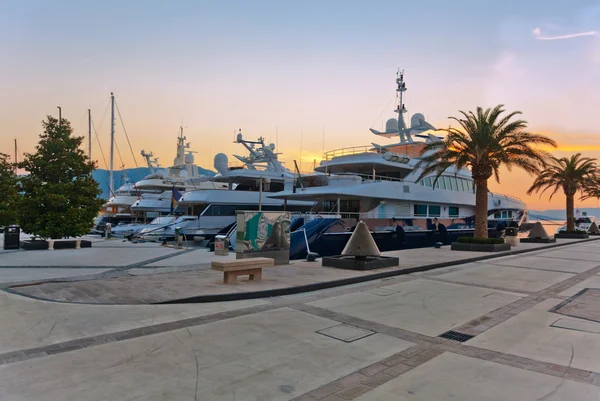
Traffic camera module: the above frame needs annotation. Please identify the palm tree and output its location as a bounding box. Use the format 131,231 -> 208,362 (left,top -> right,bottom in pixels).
416,105 -> 556,238
527,154 -> 598,232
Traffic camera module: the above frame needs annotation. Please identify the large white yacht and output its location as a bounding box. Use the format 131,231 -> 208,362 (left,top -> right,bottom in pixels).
130,128 -> 227,218
175,132 -> 315,239
271,70 -> 526,244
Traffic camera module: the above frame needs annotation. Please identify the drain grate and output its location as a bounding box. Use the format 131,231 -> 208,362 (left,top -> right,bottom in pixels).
439,330 -> 474,342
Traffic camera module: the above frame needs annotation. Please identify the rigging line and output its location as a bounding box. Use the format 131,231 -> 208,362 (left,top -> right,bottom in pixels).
91,118 -> 109,170
114,99 -> 139,168
95,100 -> 111,134
114,137 -> 125,169
370,94 -> 396,129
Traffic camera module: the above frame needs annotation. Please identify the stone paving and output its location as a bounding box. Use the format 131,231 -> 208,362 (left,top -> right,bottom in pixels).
0,239 -> 600,399
2,237 -> 593,304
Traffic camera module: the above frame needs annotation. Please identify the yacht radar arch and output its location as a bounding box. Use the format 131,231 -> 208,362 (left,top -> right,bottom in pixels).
370,70 -> 438,151
233,129 -> 289,173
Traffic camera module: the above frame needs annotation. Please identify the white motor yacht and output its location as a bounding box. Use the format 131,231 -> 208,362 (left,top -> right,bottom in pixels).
270,70 -> 526,235
176,132 -> 315,239
130,127 -> 227,218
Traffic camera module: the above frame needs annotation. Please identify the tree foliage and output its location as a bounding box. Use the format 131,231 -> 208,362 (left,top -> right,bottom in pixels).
415,105 -> 557,238
18,116 -> 103,239
527,153 -> 598,232
0,153 -> 19,227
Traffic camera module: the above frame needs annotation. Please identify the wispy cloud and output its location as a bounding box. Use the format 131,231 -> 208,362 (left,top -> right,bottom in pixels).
533,27 -> 600,41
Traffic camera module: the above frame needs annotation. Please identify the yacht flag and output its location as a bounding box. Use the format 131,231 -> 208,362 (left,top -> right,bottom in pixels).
170,186 -> 182,214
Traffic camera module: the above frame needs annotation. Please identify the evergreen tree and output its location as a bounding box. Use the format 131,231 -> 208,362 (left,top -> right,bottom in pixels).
0,153 -> 19,227
18,116 -> 103,239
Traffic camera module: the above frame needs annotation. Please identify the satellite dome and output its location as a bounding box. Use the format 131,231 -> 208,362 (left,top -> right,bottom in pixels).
184,152 -> 194,164
385,118 -> 398,132
411,113 -> 436,131
269,143 -> 275,150
237,132 -> 243,142
214,153 -> 229,175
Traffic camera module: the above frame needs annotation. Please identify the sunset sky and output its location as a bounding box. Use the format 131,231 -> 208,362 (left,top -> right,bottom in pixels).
1,0 -> 599,210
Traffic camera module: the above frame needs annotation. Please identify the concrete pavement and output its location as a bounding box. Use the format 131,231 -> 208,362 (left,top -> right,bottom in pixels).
1,239 -> 600,399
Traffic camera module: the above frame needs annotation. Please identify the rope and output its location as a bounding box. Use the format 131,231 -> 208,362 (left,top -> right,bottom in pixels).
114,99 -> 139,168
91,118 -> 109,170
370,94 -> 396,130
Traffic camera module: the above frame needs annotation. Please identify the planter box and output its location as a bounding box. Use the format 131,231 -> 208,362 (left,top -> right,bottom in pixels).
520,237 -> 556,243
554,233 -> 589,239
20,239 -> 92,250
451,242 -> 511,252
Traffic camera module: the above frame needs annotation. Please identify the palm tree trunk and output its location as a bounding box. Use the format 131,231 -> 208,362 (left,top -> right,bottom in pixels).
566,194 -> 575,232
474,178 -> 489,238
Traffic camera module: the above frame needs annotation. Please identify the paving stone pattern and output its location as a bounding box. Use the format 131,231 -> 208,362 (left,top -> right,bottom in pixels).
4,240 -> 600,400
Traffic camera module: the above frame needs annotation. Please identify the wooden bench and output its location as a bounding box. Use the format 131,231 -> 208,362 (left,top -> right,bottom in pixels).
211,257 -> 275,284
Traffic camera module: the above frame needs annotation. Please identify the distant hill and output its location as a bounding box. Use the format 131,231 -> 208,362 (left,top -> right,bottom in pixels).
92,166 -> 216,199
529,208 -> 600,221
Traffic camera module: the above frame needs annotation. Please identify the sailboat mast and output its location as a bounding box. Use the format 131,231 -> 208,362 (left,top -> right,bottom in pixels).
109,92 -> 115,197
14,138 -> 17,174
88,109 -> 92,161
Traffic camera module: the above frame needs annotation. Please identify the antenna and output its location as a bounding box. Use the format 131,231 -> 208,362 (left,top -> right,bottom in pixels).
14,138 -> 17,174
299,128 -> 303,172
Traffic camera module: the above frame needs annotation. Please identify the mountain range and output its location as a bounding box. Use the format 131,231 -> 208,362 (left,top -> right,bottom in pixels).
528,208 -> 600,221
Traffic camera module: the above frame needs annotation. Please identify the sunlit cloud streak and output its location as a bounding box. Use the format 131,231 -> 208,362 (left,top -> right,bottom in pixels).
532,27 -> 599,40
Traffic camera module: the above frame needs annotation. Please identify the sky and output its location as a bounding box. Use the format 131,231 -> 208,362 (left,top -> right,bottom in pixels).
1,0 -> 599,210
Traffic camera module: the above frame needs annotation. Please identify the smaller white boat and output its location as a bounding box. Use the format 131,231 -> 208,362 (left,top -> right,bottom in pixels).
110,216 -> 177,238
556,211 -> 597,233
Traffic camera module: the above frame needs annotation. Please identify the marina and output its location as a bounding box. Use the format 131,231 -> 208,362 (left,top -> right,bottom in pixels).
2,1 -> 600,399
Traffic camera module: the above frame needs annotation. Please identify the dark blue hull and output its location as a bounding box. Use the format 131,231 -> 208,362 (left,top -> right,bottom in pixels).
290,227 -> 498,260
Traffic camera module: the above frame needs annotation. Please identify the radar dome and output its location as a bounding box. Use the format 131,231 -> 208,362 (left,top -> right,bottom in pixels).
214,153 -> 229,175
237,133 -> 243,142
411,113 -> 436,131
184,152 -> 194,164
385,118 -> 398,132
269,143 -> 275,150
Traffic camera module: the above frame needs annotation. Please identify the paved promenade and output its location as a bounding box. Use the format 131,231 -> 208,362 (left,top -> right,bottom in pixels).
1,238 -> 600,399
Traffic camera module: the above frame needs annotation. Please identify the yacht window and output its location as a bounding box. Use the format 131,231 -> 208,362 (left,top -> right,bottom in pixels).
428,205 -> 441,217
414,204 -> 427,216
433,178 -> 440,189
438,177 -> 446,190
458,179 -> 465,192
467,180 -> 474,191
494,212 -> 501,218
444,176 -> 451,190
419,180 -> 425,186
508,211 -> 513,218
450,177 -> 457,191
424,177 -> 432,187
501,211 -> 508,219
449,206 -> 459,217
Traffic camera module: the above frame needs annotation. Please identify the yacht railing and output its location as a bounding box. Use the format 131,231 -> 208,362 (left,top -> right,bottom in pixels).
489,192 -> 523,202
322,146 -> 380,161
334,172 -> 404,183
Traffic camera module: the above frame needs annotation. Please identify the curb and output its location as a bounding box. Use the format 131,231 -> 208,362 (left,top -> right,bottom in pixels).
156,237 -> 600,304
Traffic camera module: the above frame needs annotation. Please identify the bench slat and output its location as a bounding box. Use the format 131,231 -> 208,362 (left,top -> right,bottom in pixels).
212,257 -> 274,269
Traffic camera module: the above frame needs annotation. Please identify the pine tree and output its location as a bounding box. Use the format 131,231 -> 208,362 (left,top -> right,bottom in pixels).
0,153 -> 19,227
18,116 -> 103,239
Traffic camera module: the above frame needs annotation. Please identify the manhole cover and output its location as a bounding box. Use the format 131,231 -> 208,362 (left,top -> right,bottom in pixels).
316,324 -> 376,343
551,288 -> 600,322
439,330 -> 474,342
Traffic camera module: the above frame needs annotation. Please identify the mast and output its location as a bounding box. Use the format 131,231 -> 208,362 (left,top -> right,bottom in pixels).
88,109 -> 92,161
14,138 -> 17,174
395,69 -> 411,143
109,92 -> 115,197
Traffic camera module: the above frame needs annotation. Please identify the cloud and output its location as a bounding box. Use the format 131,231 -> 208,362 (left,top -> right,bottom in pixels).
532,27 -> 600,41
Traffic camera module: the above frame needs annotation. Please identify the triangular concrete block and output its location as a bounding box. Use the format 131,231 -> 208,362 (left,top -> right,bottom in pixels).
588,221 -> 600,234
341,221 -> 381,257
528,222 -> 549,239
